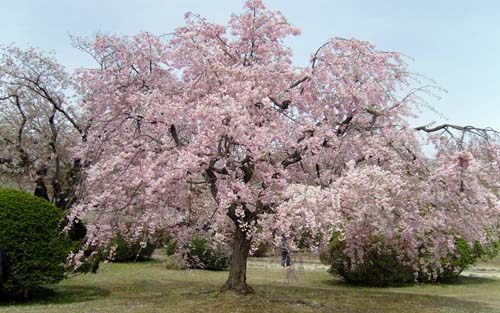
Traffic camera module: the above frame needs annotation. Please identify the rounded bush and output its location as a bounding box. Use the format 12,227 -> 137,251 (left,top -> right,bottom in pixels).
0,188 -> 71,296
320,232 -> 497,286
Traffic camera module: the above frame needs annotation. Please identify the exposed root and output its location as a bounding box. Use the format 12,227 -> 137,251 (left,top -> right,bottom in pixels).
220,282 -> 255,295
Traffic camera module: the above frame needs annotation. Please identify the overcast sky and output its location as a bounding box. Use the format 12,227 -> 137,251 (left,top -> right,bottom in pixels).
2,0 -> 499,129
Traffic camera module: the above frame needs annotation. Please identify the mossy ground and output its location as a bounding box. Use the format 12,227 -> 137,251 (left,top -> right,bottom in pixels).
1,252 -> 500,313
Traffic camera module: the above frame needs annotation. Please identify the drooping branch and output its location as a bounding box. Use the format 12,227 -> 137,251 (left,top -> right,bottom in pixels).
415,124 -> 499,136
415,124 -> 500,145
311,41 -> 331,69
289,76 -> 309,89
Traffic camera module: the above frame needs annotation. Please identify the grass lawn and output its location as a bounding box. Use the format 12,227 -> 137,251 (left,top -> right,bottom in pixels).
1,252 -> 500,313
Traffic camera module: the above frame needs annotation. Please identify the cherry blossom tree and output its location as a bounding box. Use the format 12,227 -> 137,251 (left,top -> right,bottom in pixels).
0,45 -> 84,209
69,0 -> 500,292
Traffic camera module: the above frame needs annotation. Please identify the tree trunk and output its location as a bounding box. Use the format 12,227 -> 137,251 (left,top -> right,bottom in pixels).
34,180 -> 49,201
34,166 -> 49,201
220,222 -> 254,294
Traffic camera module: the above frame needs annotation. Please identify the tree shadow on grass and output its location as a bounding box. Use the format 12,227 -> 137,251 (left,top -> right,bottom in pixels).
252,283 -> 496,313
0,285 -> 110,306
441,275 -> 498,286
110,257 -> 160,264
320,273 -> 498,289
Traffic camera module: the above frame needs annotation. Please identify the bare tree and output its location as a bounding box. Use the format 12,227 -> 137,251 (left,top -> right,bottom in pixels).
0,45 -> 83,209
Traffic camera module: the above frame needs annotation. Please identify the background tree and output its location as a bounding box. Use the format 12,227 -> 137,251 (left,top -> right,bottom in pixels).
68,0 -> 500,293
0,45 -> 84,209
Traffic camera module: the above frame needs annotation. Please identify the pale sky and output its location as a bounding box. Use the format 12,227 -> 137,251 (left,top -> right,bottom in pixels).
2,0 -> 499,129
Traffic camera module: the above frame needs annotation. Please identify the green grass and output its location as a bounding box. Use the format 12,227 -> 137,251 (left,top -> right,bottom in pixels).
1,253 -> 500,313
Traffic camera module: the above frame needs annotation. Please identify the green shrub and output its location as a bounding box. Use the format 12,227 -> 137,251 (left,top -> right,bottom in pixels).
320,241 -> 415,286
320,232 -> 497,286
186,236 -> 229,270
165,240 -> 177,257
437,237 -> 497,281
0,188 -> 71,297
108,233 -> 155,262
319,232 -> 413,286
167,236 -> 229,270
